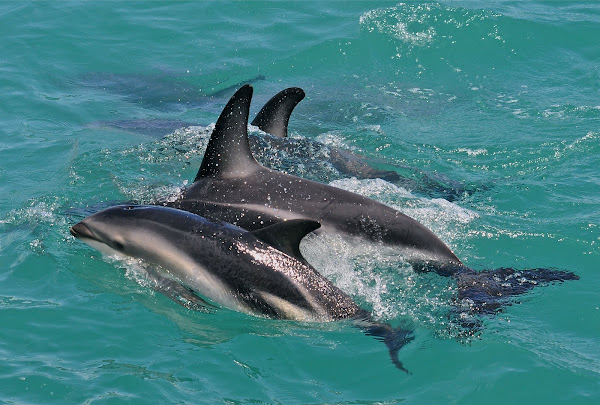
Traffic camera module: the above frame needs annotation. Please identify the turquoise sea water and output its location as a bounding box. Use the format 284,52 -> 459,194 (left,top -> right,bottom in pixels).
1,1 -> 599,403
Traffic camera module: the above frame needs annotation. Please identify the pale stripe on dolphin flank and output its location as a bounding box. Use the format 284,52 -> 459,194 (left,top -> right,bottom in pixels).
258,291 -> 328,322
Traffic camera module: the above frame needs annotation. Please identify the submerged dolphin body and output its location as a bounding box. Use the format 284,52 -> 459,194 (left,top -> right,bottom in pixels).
70,204 -> 413,371
80,71 -> 265,110
166,85 -> 578,310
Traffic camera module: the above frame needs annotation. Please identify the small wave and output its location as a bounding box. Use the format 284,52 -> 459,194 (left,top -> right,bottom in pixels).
1,197 -> 66,227
503,100 -> 600,121
455,147 -> 488,157
360,4 -> 438,48
0,296 -> 61,309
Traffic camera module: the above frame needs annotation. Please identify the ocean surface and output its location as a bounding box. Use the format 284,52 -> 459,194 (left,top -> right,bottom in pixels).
1,1 -> 599,403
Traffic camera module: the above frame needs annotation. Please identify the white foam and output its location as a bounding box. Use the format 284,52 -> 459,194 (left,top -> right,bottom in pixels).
301,232 -> 457,328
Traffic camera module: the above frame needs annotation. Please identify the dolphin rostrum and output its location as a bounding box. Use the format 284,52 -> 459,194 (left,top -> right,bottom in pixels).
70,204 -> 413,371
166,85 -> 578,309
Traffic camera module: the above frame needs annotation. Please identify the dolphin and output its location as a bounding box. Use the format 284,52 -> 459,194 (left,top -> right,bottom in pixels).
80,71 -> 265,110
70,204 -> 413,371
165,84 -> 578,307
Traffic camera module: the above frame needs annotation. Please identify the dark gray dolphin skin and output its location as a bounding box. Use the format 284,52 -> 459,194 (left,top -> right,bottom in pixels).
168,84 -> 464,275
70,204 -> 413,371
166,85 -> 578,307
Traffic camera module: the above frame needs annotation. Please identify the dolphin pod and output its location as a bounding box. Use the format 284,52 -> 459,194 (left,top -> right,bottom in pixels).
92,81 -> 471,201
72,83 -> 579,371
70,204 -> 413,372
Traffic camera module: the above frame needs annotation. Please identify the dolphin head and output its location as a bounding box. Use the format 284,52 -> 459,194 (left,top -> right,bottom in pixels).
70,205 -> 156,257
70,204 -> 233,260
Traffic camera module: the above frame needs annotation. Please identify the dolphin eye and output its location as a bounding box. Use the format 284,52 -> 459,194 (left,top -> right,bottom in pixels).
112,240 -> 125,250
125,206 -> 135,210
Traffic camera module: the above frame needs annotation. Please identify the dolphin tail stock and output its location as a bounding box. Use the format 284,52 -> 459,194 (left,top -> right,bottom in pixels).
357,320 -> 414,373
454,266 -> 579,316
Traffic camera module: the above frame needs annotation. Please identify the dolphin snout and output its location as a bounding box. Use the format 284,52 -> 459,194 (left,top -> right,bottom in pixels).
70,222 -> 94,240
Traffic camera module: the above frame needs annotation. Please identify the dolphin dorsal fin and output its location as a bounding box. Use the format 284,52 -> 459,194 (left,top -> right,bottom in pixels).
251,87 -> 305,138
251,219 -> 320,263
195,85 -> 259,180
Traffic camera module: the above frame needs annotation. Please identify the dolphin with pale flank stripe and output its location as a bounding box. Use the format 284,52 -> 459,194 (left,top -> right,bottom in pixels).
70,204 -> 413,372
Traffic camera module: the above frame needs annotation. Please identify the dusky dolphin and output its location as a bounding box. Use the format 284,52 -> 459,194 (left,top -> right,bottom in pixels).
70,204 -> 413,371
165,85 -> 578,306
80,71 -> 265,110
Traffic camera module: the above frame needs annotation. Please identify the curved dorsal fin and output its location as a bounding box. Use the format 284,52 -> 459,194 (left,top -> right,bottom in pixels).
195,85 -> 258,181
251,219 -> 320,263
251,87 -> 305,138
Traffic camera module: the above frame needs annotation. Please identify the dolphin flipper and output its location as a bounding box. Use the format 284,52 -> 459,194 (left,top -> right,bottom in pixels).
144,267 -> 216,312
251,87 -> 305,138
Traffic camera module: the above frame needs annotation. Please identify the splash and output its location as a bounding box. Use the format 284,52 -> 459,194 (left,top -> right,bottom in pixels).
360,4 -> 438,47
301,231 -> 460,339
299,177 -> 481,337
